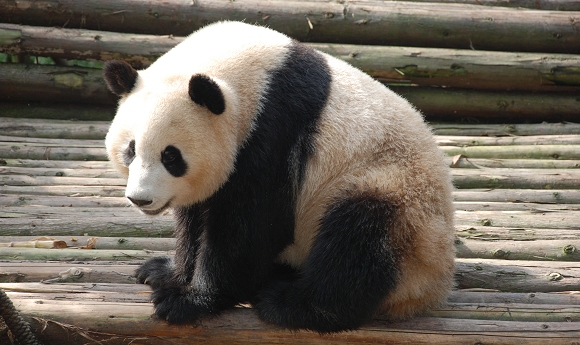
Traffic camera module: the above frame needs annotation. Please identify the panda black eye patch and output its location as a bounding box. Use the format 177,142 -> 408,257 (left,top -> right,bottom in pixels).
161,145 -> 187,177
123,140 -> 136,166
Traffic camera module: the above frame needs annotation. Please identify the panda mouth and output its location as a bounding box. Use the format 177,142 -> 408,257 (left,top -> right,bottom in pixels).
140,199 -> 173,216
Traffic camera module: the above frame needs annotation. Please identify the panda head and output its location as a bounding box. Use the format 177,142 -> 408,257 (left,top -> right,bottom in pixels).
103,60 -> 240,215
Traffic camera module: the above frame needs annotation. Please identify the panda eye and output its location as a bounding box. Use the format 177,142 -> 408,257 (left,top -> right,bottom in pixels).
123,140 -> 136,166
161,145 -> 187,177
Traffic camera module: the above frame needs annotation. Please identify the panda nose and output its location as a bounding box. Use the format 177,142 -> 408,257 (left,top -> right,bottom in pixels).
127,197 -> 153,207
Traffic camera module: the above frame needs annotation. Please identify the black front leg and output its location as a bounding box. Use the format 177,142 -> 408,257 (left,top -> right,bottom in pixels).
135,205 -> 206,290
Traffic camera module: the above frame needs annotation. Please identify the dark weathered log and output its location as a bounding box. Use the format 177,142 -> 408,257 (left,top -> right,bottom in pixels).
3,24 -> 580,93
391,86 -> 580,122
438,134 -> 580,146
445,156 -> 580,169
0,262 -> 139,284
1,0 -> 579,54
380,0 -> 580,10
0,101 -> 115,121
454,201 -> 580,212
0,63 -> 116,105
456,226 -> 580,241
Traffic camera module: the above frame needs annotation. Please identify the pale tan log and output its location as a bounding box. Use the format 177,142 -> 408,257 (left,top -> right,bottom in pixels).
1,166 -> 118,178
438,134 -> 580,146
0,142 -> 108,160
453,189 -> 580,204
0,194 -> 128,207
0,135 -> 105,147
0,247 -> 168,261
440,144 -> 580,159
0,262 -> 138,284
456,258 -> 580,293
456,239 -> 580,261
379,0 -> 580,10
431,122 -> 580,136
445,156 -> 580,169
451,168 -> 580,189
0,236 -> 175,251
0,175 -> 125,186
456,226 -> 580,241
455,209 -> 580,229
454,201 -> 580,212
0,117 -> 110,139
1,158 -> 112,169
0,185 -> 125,197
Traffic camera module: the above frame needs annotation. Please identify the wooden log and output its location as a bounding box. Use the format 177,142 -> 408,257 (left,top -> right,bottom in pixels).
0,215 -> 174,237
0,247 -> 167,261
0,236 -> 175,251
438,134 -> 580,146
456,239 -> 580,261
0,63 -> 116,105
431,121 -> 580,136
0,117 -> 110,140
0,101 -> 115,121
8,298 -> 580,345
0,194 -> 128,208
0,262 -> 138,284
445,156 -> 580,169
3,24 -> 580,93
1,135 -> 105,147
0,185 -> 125,198
0,142 -> 105,160
0,175 -> 124,186
379,0 -> 580,10
1,159 -> 112,169
391,86 -> 580,122
455,209 -> 580,229
1,166 -> 118,178
440,144 -> 580,159
457,226 -> 580,241
453,189 -> 580,204
1,0 -> 579,54
456,258 -> 580,293
454,201 -> 580,212
451,168 -> 580,189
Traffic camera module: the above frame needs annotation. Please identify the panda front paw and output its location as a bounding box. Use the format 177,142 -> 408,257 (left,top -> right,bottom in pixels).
151,286 -> 222,324
135,256 -> 174,290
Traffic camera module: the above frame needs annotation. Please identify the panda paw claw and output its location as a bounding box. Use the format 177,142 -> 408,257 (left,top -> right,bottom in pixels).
135,256 -> 174,290
152,287 -> 219,324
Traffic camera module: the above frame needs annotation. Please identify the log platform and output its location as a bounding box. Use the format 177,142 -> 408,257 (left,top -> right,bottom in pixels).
1,117 -> 579,344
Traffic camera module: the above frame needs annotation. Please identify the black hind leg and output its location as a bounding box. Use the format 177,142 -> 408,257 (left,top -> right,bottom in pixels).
256,193 -> 399,332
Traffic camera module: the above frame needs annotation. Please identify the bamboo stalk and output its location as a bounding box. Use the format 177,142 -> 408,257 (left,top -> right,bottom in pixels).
456,239 -> 580,261
453,189 -> 580,204
451,168 -> 580,189
1,1 -> 579,53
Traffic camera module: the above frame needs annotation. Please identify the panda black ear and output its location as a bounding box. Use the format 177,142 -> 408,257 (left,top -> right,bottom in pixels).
188,74 -> 225,115
103,60 -> 138,96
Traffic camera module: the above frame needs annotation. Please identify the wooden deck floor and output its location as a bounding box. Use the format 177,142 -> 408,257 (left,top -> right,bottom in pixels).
1,117 -> 580,344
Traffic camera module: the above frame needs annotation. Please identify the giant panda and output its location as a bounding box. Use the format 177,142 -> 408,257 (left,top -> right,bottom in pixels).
103,21 -> 455,333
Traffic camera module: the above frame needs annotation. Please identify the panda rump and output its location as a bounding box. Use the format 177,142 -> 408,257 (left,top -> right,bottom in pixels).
103,21 -> 456,333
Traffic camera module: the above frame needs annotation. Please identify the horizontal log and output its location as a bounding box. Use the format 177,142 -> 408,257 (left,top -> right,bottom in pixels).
1,135 -> 105,147
0,236 -> 175,251
0,63 -> 116,105
452,168 -> 580,189
0,194 -> 127,207
0,158 -> 111,169
1,1 -> 579,53
9,298 -> 580,344
392,86 -> 580,122
438,134 -> 580,146
379,0 -> 580,10
445,156 -> 580,169
0,117 -> 109,140
455,209 -> 580,229
441,145 -> 580,159
453,189 -> 580,204
454,201 -> 580,212
1,166 -> 117,178
0,101 -> 115,121
456,258 -> 580,293
0,247 -> 167,261
3,24 -> 580,93
0,175 -> 124,186
456,226 -> 580,241
0,262 -> 138,284
0,185 -> 125,197
431,121 -> 580,136
457,239 -> 580,261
